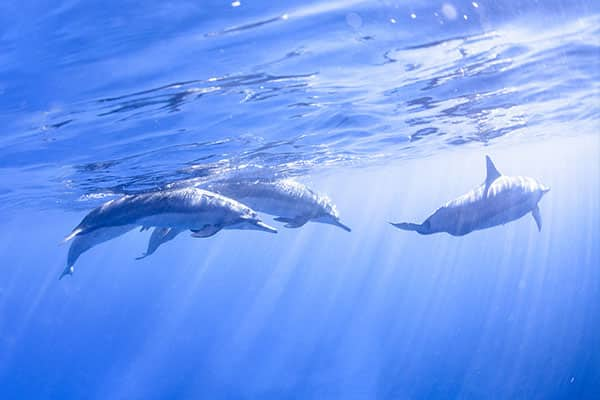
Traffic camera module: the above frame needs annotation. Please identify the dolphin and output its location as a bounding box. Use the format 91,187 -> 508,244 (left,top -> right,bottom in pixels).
205,179 -> 352,231
391,156 -> 550,236
61,188 -> 277,279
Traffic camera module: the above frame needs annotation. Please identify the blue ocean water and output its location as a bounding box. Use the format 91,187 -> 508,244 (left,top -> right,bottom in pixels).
1,0 -> 599,398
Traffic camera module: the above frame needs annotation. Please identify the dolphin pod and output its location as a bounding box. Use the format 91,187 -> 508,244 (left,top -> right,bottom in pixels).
135,179 -> 353,260
390,156 -> 550,236
127,179 -> 351,260
62,156 -> 549,278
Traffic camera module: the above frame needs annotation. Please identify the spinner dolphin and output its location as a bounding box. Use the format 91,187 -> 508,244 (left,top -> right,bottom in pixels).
391,156 -> 550,236
61,188 -> 276,278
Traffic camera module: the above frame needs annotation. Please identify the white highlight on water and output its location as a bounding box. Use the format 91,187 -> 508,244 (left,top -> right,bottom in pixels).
346,12 -> 362,29
442,4 -> 458,20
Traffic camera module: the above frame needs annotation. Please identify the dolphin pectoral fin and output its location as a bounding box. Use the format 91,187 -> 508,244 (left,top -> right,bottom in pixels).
274,216 -> 308,229
137,227 -> 182,259
59,265 -> 74,280
190,225 -> 222,238
532,206 -> 542,231
389,222 -> 421,232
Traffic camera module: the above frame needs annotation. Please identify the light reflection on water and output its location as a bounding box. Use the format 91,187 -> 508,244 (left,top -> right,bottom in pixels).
0,2 -> 597,212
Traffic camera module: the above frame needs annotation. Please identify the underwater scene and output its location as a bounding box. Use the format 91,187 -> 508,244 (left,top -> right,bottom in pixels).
1,0 -> 599,398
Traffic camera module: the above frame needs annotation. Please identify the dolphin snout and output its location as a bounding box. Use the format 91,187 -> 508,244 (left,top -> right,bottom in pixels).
332,219 -> 352,232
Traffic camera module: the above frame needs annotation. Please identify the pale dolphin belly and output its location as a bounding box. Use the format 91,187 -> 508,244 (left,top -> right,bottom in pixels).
474,199 -> 536,231
437,187 -> 539,235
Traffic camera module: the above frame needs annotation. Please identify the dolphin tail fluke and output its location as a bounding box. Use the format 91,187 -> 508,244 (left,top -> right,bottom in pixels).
59,265 -> 74,280
389,222 -> 422,232
532,205 -> 542,231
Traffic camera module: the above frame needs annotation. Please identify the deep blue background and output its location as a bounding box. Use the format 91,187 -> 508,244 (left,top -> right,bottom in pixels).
2,138 -> 599,399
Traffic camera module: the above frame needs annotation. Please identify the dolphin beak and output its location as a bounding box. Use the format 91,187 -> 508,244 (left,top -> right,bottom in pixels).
390,222 -> 425,233
254,221 -> 278,234
542,186 -> 551,194
332,219 -> 352,232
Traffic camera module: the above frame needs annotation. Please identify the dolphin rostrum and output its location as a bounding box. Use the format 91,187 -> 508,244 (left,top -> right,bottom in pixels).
61,188 -> 277,279
205,179 -> 352,231
391,156 -> 550,236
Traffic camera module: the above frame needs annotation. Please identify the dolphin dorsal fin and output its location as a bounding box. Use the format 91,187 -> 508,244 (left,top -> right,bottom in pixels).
485,155 -> 502,184
483,156 -> 502,197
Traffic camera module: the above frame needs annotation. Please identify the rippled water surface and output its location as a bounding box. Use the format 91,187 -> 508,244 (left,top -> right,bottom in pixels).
1,0 -> 598,209
1,1 -> 599,399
